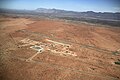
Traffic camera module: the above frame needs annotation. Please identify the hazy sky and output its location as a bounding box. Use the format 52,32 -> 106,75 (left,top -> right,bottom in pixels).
0,0 -> 120,12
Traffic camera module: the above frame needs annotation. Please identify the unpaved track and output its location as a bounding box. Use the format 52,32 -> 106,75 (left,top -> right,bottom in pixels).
2,53 -> 118,80
0,17 -> 120,80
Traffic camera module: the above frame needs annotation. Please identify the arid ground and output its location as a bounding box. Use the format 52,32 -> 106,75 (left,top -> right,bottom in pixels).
0,15 -> 120,80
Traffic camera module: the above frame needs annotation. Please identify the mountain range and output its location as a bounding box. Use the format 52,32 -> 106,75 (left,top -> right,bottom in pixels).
0,8 -> 120,26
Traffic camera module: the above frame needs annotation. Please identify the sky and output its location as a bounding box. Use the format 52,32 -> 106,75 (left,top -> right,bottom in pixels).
0,0 -> 120,12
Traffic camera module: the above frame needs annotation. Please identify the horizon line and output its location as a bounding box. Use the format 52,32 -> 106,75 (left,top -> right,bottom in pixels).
0,7 -> 120,13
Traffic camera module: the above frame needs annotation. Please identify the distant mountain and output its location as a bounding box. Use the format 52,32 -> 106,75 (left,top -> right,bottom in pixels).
0,8 -> 120,26
35,8 -> 120,20
35,8 -> 67,13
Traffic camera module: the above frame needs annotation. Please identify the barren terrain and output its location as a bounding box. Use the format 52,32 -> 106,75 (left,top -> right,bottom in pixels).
0,15 -> 120,80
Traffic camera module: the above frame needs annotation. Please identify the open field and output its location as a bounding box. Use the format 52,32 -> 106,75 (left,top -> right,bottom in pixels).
0,15 -> 120,80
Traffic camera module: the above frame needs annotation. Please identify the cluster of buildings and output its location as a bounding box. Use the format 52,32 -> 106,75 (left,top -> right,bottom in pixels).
20,38 -> 77,61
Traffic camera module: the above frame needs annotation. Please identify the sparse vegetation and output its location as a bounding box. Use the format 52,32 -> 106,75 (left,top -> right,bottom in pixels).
114,61 -> 120,65
112,51 -> 120,55
0,12 -> 120,80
